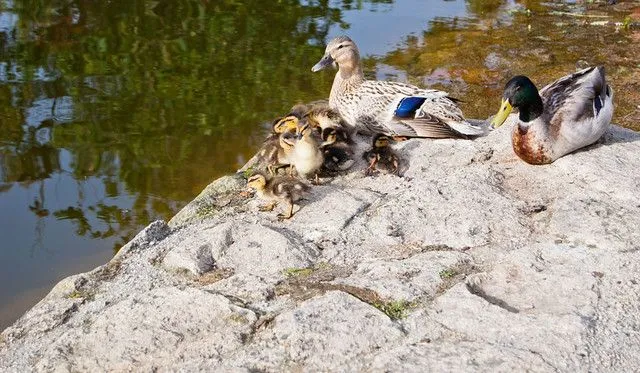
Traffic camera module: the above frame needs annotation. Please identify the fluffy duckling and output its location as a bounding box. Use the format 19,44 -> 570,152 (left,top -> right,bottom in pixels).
491,66 -> 613,164
246,172 -> 310,220
291,123 -> 325,183
257,116 -> 300,175
306,107 -> 354,145
321,127 -> 355,172
363,134 -> 400,175
287,100 -> 330,119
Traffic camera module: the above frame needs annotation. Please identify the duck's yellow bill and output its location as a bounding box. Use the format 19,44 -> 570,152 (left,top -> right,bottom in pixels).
491,99 -> 513,129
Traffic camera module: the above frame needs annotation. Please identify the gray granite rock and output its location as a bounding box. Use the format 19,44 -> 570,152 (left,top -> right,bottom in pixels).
2,120 -> 640,372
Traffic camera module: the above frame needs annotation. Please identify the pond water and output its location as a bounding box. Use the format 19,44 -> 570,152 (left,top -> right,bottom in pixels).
0,0 -> 637,329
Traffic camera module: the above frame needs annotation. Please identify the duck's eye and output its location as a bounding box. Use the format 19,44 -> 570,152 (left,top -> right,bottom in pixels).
337,44 -> 344,49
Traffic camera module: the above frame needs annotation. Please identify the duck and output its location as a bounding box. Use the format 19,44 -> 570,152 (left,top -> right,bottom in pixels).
287,100 -> 330,119
311,36 -> 487,139
491,66 -> 614,165
291,123 -> 325,183
257,116 -> 300,175
363,134 -> 400,176
320,127 -> 355,172
306,107 -> 354,145
246,172 -> 310,220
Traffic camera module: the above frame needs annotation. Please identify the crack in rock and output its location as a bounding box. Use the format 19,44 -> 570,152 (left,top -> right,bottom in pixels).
465,282 -> 520,314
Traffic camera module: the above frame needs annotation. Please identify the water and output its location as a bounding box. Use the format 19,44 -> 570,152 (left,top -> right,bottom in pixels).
1,0 -> 637,329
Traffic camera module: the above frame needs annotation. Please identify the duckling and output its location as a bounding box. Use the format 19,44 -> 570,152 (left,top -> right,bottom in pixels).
363,134 -> 400,175
257,116 -> 300,175
321,127 -> 355,172
246,172 -> 310,220
306,107 -> 354,145
287,100 -> 330,119
491,66 -> 614,164
291,123 -> 325,183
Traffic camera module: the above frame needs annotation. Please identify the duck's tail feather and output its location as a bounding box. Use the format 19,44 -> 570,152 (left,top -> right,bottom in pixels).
447,119 -> 491,138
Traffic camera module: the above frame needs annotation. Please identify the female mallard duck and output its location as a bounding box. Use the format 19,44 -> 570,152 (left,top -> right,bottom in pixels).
311,36 -> 486,139
247,172 -> 310,220
363,134 -> 400,176
491,66 -> 614,165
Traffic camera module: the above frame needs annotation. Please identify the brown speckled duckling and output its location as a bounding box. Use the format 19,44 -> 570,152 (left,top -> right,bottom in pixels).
363,134 -> 399,176
247,172 -> 310,220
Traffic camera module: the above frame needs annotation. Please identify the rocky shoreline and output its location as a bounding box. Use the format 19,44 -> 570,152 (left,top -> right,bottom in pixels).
1,118 -> 640,372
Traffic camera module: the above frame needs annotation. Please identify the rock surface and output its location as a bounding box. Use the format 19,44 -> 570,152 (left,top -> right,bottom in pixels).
2,119 -> 640,372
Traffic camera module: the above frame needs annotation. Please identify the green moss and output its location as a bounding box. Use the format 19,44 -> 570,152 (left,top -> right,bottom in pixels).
194,204 -> 218,219
242,166 -> 255,180
229,313 -> 250,324
67,289 -> 95,301
439,268 -> 458,279
282,267 -> 314,278
374,300 -> 412,320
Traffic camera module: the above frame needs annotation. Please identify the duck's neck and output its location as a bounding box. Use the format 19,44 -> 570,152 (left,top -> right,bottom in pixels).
329,62 -> 365,108
518,95 -> 544,123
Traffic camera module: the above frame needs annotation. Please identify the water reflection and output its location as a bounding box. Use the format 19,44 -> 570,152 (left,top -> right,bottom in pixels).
384,0 -> 639,126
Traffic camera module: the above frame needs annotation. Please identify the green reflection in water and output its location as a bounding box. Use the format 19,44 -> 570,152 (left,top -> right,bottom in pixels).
0,0 -> 350,249
0,0 -> 404,329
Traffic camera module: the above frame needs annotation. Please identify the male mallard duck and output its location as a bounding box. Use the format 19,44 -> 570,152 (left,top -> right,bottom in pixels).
363,134 -> 400,175
247,172 -> 310,220
291,123 -> 324,182
491,66 -> 614,165
311,36 -> 486,139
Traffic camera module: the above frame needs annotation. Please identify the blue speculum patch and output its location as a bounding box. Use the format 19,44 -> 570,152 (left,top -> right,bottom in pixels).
394,97 -> 427,118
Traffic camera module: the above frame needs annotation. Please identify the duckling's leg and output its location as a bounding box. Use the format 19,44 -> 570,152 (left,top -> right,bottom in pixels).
277,201 -> 295,220
365,157 -> 378,176
392,158 -> 400,175
271,164 -> 289,176
267,165 -> 277,176
259,201 -> 277,212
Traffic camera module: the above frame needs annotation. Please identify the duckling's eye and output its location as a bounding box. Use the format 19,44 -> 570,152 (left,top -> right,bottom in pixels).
337,44 -> 344,49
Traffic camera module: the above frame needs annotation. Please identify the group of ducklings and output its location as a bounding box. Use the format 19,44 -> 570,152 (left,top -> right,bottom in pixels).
247,35 -> 615,221
247,103 -> 400,220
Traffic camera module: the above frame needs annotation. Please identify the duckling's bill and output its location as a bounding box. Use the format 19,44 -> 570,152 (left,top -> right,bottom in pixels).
491,99 -> 513,129
311,54 -> 334,72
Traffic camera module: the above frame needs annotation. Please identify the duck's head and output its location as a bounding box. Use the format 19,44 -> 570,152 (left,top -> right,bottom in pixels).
321,128 -> 338,146
306,107 -> 341,128
297,122 -> 314,138
491,75 -> 542,128
311,36 -> 360,73
287,104 -> 309,119
247,173 -> 267,191
372,134 -> 391,148
273,116 -> 300,134
279,131 -> 298,149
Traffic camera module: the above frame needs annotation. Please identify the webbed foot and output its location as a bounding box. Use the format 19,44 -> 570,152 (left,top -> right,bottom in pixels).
259,202 -> 277,212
